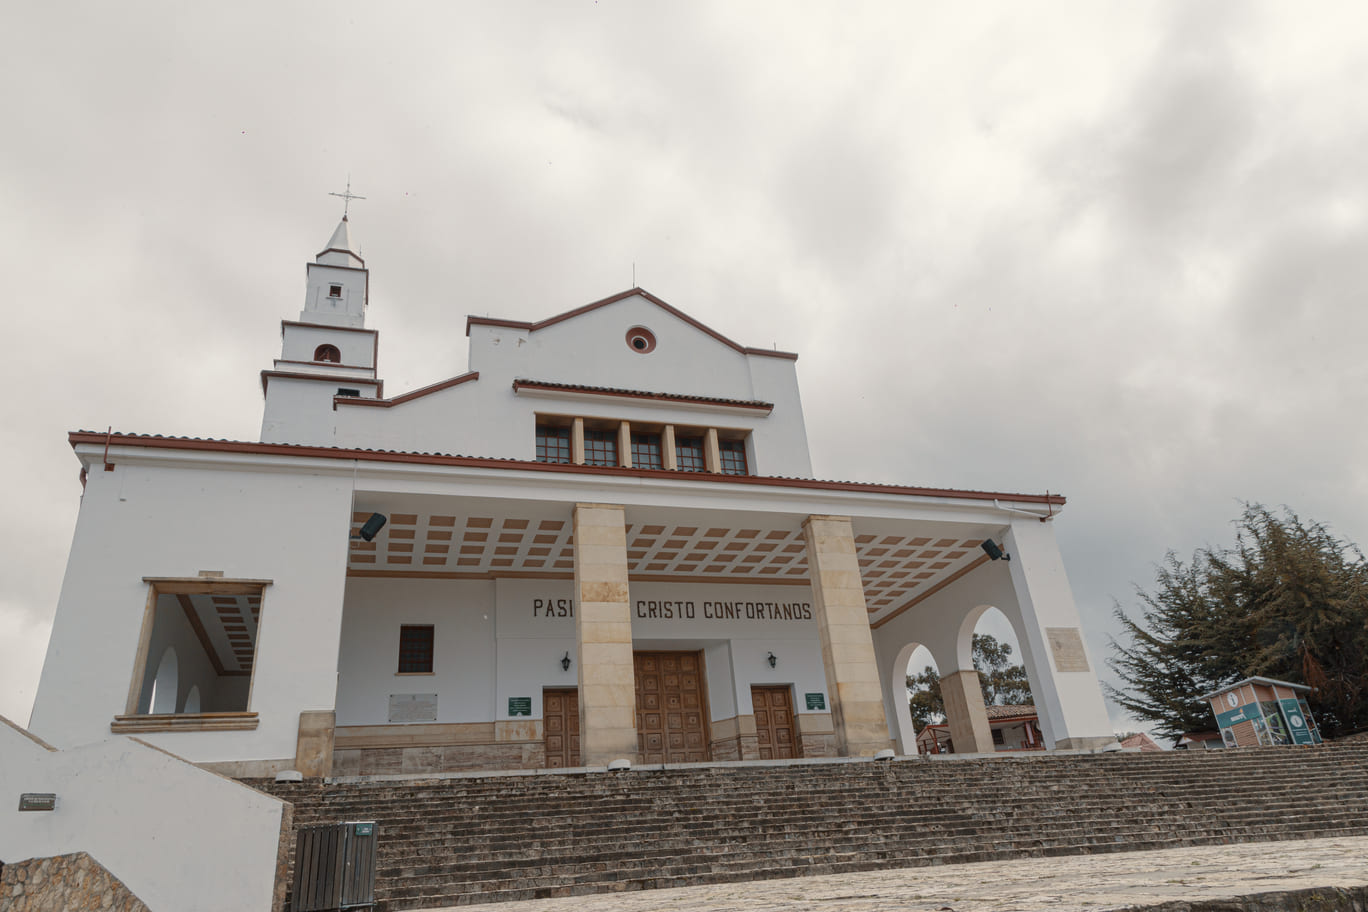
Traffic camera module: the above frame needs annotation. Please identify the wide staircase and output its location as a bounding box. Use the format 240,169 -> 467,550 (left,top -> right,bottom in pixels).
252,741 -> 1368,910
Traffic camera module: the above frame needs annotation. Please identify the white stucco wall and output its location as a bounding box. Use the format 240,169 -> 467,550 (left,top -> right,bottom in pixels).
29,452 -> 355,765
335,578 -> 497,725
280,323 -> 375,367
0,717 -> 284,912
271,292 -> 814,476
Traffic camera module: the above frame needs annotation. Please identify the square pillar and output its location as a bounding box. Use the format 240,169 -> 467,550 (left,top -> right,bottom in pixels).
295,710 -> 335,777
940,670 -> 993,754
573,503 -> 638,765
801,515 -> 891,756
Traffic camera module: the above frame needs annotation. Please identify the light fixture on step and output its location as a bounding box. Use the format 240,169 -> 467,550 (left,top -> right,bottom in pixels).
767,651 -> 777,669
357,513 -> 388,541
561,651 -> 572,672
980,539 -> 1010,561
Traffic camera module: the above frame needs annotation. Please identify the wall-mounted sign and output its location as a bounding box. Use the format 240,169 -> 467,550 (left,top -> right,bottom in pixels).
388,693 -> 438,723
18,793 -> 57,812
354,822 -> 375,837
804,693 -> 826,711
508,697 -> 532,717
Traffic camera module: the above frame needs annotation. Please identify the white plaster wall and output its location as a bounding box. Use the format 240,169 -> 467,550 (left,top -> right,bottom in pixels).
1003,518 -> 1114,745
29,457 -> 354,764
262,377 -> 376,444
280,323 -> 375,366
334,578 -> 496,725
301,263 -> 366,326
304,292 -> 814,476
0,718 -> 284,912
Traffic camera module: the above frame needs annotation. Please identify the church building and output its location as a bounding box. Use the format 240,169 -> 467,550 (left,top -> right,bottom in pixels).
27,214 -> 1116,779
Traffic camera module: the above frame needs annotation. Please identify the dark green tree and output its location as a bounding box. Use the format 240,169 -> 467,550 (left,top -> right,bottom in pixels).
905,633 -> 1033,730
1109,505 -> 1368,740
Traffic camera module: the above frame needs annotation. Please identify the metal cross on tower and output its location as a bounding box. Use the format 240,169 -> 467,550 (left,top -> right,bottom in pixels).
329,178 -> 366,217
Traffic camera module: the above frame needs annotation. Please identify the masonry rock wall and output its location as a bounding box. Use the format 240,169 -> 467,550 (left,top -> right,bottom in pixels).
1,852 -> 149,912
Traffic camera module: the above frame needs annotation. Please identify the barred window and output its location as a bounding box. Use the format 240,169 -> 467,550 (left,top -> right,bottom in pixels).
536,425 -> 571,464
719,439 -> 748,475
398,625 -> 434,673
584,429 -> 618,467
631,433 -> 663,470
676,436 -> 705,472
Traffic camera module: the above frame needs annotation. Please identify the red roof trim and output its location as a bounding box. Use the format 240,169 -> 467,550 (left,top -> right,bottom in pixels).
511,380 -> 774,413
465,288 -> 799,361
334,371 -> 479,408
68,430 -> 1067,506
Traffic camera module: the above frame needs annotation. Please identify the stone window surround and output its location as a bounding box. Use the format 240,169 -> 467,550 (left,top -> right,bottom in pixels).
535,414 -> 750,475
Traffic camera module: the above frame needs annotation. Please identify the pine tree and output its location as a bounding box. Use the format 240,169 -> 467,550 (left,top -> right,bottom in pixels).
1109,505 -> 1368,739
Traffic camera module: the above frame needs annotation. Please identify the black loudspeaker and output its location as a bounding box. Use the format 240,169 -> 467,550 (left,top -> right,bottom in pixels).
358,513 -> 388,542
980,539 -> 1009,561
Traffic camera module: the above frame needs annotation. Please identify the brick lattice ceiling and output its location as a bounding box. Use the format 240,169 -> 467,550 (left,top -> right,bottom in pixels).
349,512 -> 984,616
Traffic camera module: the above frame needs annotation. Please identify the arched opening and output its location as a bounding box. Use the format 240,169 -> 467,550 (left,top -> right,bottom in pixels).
314,344 -> 341,363
962,606 -> 1040,752
894,642 -> 942,755
182,684 -> 201,714
150,647 -> 179,714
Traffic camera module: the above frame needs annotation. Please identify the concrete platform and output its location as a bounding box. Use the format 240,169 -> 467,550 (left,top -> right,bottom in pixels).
433,835 -> 1368,911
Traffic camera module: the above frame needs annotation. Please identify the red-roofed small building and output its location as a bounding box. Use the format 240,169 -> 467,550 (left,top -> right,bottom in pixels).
1119,732 -> 1162,752
915,705 -> 1045,754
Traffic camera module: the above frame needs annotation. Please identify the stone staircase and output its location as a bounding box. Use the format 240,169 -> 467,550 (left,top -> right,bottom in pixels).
251,741 -> 1368,910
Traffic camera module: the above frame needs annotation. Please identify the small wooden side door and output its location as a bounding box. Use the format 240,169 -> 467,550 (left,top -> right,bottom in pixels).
752,685 -> 801,759
543,688 -> 580,768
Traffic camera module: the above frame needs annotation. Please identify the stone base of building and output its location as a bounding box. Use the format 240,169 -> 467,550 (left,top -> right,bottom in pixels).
0,852 -> 150,912
1054,735 -> 1121,750
333,742 -> 544,775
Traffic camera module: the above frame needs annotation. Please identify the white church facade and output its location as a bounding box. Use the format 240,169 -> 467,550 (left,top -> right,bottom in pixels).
27,215 -> 1116,780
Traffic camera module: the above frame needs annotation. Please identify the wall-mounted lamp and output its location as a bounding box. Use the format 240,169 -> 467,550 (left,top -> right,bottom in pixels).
357,513 -> 388,542
561,651 -> 572,672
980,539 -> 1011,561
767,651 -> 777,669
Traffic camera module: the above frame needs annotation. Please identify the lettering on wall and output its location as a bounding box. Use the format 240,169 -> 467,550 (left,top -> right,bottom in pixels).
532,598 -> 575,618
526,597 -> 814,622
637,600 -> 813,621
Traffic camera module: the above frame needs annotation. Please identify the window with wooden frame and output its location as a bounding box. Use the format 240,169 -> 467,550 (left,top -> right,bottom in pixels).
675,435 -> 705,472
111,577 -> 269,733
583,428 -> 618,467
398,624 -> 435,673
718,438 -> 749,475
536,424 -> 572,464
630,432 -> 663,470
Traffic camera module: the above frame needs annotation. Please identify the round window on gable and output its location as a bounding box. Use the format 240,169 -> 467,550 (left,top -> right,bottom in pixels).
625,326 -> 656,354
314,344 -> 341,363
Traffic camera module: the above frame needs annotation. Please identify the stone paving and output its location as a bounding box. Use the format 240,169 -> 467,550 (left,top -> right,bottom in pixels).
430,835 -> 1368,911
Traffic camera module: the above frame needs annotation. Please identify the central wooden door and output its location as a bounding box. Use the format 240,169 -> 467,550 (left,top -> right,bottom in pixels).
635,651 -> 709,763
543,688 -> 580,768
752,685 -> 801,759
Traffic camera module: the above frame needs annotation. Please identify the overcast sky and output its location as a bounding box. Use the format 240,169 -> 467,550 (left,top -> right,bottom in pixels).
4,2 -> 1367,738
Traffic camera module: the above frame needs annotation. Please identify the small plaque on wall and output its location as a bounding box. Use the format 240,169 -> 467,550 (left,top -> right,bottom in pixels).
804,693 -> 826,711
507,697 -> 532,717
389,693 -> 438,723
1046,627 -> 1091,672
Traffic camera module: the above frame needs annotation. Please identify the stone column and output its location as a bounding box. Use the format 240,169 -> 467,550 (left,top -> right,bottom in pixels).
294,710 -> 335,777
940,670 -> 993,754
801,514 -> 891,756
573,503 -> 638,765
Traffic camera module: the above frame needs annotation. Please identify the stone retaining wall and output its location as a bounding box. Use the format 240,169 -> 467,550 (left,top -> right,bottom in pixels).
0,852 -> 149,912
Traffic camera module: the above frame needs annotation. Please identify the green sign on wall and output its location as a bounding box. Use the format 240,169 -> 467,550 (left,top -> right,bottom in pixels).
804,693 -> 826,711
1278,698 -> 1316,745
507,697 -> 532,717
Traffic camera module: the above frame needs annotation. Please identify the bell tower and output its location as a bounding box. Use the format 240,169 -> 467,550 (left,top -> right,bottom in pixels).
260,205 -> 383,445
